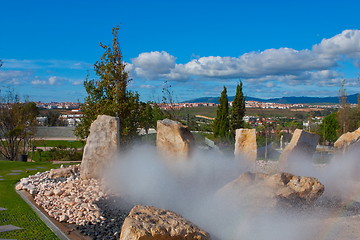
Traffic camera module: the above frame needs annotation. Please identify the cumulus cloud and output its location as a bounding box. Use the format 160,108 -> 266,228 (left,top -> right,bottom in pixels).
127,29 -> 360,93
313,30 -> 360,59
176,48 -> 336,79
129,48 -> 339,81
131,51 -> 176,79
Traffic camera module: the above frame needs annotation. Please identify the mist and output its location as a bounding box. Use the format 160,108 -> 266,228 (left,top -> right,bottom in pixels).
103,144 -> 360,240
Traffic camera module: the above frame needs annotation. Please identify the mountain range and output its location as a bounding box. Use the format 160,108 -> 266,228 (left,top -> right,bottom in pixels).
184,93 -> 359,104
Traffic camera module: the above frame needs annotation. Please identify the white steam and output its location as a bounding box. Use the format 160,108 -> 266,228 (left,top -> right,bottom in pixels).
103,145 -> 360,240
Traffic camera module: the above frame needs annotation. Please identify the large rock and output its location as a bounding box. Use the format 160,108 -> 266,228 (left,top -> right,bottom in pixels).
80,115 -> 119,179
156,119 -> 195,159
120,205 -> 211,240
279,129 -> 320,167
217,171 -> 324,209
49,165 -> 79,179
234,129 -> 257,166
334,127 -> 360,152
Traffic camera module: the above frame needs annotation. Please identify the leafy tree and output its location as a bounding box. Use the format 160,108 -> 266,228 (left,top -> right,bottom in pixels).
0,90 -> 38,160
230,81 -> 246,138
319,112 -> 339,145
75,26 -> 141,146
139,102 -> 154,134
152,103 -> 166,128
347,107 -> 360,132
213,86 -> 230,140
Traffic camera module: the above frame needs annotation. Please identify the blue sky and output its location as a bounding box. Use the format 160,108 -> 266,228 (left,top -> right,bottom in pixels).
1,0 -> 360,102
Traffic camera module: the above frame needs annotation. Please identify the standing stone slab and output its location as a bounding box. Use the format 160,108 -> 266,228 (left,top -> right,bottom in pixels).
120,205 -> 211,240
279,129 -> 320,167
156,119 -> 195,159
80,115 -> 119,179
334,127 -> 360,153
234,129 -> 257,166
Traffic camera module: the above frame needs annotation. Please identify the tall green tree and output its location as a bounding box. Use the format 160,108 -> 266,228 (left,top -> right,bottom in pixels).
213,86 -> 230,140
0,89 -> 38,161
319,112 -> 339,145
152,103 -> 166,128
75,26 -> 141,146
230,81 -> 246,138
139,102 -> 154,134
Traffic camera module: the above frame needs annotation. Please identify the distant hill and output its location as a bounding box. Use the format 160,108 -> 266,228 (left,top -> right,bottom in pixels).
184,93 -> 359,104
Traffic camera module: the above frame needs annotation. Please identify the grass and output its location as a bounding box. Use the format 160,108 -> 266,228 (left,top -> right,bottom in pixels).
33,140 -> 84,148
0,160 -> 63,240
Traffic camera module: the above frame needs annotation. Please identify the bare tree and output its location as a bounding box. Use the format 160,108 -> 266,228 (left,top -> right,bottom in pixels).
0,89 -> 38,161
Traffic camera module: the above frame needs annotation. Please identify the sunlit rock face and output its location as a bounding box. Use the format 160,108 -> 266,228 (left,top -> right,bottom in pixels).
120,205 -> 211,240
217,171 -> 324,209
156,119 -> 195,160
279,129 -> 320,168
234,129 -> 257,167
80,115 -> 119,179
334,127 -> 360,153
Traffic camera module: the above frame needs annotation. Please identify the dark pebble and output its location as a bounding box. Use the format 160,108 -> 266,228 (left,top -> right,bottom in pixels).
76,196 -> 132,240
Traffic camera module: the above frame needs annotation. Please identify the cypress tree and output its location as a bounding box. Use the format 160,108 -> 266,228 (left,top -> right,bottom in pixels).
75,26 -> 141,146
213,86 -> 230,139
230,81 -> 246,138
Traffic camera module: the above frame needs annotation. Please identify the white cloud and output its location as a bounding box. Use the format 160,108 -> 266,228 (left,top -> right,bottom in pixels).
139,84 -> 155,89
0,70 -> 32,85
128,48 -> 338,83
2,59 -> 92,70
313,30 -> 360,59
71,80 -> 83,86
128,30 -> 360,91
131,51 -> 176,79
31,80 -> 48,85
177,48 -> 336,78
31,76 -> 70,86
48,76 -> 57,85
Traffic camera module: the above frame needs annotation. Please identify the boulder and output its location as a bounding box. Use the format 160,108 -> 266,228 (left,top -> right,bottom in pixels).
80,115 -> 119,179
334,127 -> 360,152
156,119 -> 195,159
279,129 -> 320,168
234,129 -> 257,166
49,165 -> 78,179
120,205 -> 211,240
217,171 -> 324,209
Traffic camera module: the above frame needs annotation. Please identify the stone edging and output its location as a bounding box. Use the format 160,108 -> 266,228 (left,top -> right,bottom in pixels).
15,189 -> 72,240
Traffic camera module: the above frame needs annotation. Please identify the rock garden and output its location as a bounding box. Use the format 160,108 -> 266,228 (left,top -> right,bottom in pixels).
16,116 -> 360,240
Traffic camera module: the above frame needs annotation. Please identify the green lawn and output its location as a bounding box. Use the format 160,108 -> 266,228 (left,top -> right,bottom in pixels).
33,140 -> 84,148
0,161 -> 62,240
